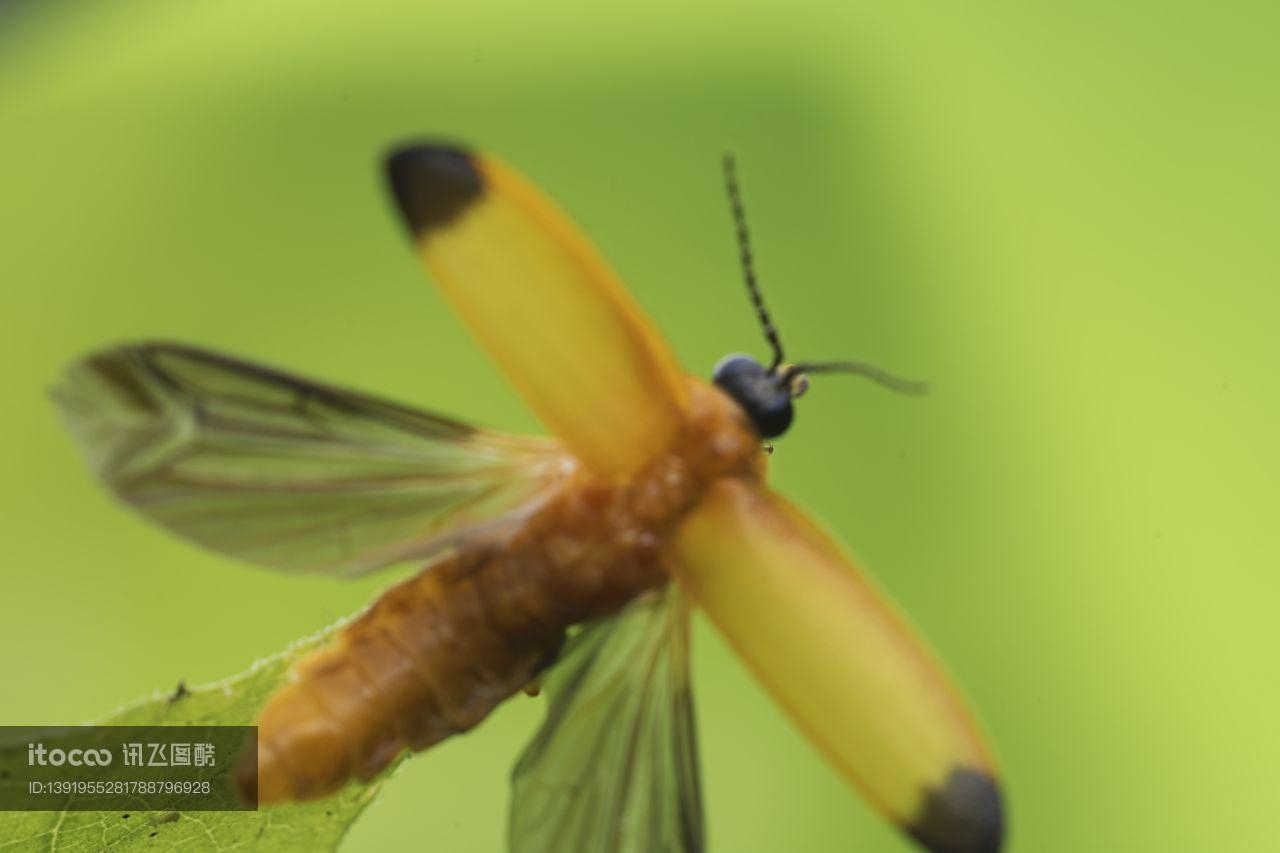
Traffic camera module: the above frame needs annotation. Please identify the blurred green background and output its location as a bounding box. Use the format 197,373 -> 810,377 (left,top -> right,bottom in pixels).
2,1 -> 1278,851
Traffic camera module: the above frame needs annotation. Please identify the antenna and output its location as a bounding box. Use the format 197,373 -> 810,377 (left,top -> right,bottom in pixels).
785,361 -> 929,396
722,155 -> 929,400
724,154 -> 785,371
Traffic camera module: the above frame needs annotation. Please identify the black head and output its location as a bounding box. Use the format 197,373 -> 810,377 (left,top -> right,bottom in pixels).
713,354 -> 807,438
715,155 -> 927,441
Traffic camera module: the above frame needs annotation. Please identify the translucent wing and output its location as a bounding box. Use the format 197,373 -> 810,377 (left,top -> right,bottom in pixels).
52,342 -> 569,576
386,144 -> 689,477
672,479 -> 1004,853
510,585 -> 702,853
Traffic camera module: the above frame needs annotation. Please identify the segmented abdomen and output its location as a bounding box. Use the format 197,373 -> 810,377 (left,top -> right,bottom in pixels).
239,380 -> 762,805
241,544 -> 556,804
242,477 -> 674,804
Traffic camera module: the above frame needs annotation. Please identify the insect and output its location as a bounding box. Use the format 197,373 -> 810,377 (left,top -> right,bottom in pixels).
54,144 -> 1003,853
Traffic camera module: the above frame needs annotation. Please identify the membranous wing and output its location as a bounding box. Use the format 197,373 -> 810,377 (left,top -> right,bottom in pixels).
52,342 -> 570,576
510,585 -> 702,853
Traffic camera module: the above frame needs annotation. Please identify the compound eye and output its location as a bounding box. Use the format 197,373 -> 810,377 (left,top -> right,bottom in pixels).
711,354 -> 794,438
751,395 -> 793,438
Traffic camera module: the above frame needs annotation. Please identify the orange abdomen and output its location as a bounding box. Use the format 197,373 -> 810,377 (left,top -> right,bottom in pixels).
241,380 -> 763,805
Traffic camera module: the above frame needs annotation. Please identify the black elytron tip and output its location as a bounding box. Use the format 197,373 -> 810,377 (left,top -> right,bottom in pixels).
385,143 -> 484,236
905,768 -> 1005,853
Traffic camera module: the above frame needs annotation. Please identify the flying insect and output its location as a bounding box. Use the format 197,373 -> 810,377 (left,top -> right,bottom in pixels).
54,144 -> 1003,853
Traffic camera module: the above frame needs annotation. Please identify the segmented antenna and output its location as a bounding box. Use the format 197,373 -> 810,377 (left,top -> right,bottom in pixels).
786,360 -> 929,396
723,155 -> 928,398
724,154 -> 785,371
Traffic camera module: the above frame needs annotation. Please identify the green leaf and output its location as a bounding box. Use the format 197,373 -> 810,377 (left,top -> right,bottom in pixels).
0,628 -> 399,853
